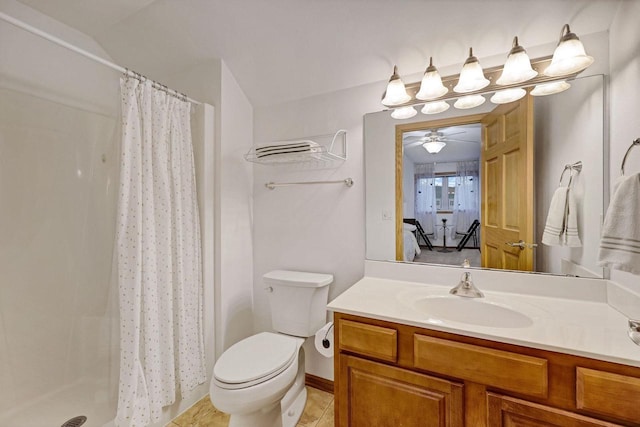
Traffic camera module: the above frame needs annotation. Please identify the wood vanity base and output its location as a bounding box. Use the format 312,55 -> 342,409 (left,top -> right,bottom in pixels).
334,312 -> 640,427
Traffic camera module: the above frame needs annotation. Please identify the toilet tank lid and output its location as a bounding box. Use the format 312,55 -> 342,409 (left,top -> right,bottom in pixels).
263,270 -> 333,288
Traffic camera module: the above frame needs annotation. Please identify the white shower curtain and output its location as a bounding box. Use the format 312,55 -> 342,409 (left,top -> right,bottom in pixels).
414,163 -> 437,238
115,77 -> 206,426
452,160 -> 480,235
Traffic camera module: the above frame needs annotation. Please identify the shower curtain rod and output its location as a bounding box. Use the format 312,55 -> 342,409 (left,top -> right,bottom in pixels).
0,11 -> 202,105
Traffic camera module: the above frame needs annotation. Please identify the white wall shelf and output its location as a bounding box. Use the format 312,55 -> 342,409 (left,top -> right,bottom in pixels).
245,129 -> 347,169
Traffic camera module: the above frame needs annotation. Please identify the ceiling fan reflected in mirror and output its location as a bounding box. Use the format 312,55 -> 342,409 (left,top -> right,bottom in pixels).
403,126 -> 479,154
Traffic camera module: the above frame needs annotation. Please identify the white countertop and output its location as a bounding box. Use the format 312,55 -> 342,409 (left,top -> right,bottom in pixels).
328,276 -> 640,368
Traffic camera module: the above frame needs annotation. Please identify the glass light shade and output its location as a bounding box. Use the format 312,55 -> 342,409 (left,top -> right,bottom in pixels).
421,101 -> 450,115
454,94 -> 485,109
544,26 -> 594,77
530,80 -> 571,96
496,38 -> 537,85
490,88 -> 526,104
381,65 -> 411,106
423,140 -> 446,153
453,48 -> 490,93
391,106 -> 417,120
416,57 -> 449,100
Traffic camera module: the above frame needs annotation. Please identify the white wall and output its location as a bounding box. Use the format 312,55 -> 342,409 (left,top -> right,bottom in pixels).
165,60 -> 255,357
534,75 -> 605,277
609,1 -> 640,293
253,83 -> 378,379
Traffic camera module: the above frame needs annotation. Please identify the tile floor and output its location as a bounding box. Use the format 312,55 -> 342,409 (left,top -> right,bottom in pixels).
168,387 -> 334,427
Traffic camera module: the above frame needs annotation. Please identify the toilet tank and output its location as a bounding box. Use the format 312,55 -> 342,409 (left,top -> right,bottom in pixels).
264,270 -> 333,337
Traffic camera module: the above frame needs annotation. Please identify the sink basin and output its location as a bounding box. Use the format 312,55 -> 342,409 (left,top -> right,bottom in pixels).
412,296 -> 533,328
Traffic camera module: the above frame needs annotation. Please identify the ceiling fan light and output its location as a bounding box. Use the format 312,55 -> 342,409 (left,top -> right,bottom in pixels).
391,106 -> 418,120
421,101 -> 450,115
416,57 -> 449,100
382,65 -> 412,106
496,37 -> 538,85
531,80 -> 571,96
453,48 -> 490,93
544,25 -> 594,77
454,94 -> 485,109
490,87 -> 526,104
423,140 -> 446,154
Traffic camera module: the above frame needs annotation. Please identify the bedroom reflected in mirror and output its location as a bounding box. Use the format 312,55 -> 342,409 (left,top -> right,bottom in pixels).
401,123 -> 482,268
365,74 -> 606,278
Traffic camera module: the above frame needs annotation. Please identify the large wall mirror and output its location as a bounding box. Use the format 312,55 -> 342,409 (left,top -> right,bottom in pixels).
365,74 -> 606,278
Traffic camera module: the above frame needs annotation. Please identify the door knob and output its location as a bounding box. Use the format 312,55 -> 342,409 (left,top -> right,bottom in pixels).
506,240 -> 538,249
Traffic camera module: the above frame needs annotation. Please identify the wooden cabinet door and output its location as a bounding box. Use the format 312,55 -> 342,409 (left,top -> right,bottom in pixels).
487,393 -> 624,427
481,96 -> 534,271
337,354 -> 463,427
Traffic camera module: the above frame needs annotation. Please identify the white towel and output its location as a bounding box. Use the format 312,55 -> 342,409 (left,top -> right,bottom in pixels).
542,186 -> 582,247
598,174 -> 640,275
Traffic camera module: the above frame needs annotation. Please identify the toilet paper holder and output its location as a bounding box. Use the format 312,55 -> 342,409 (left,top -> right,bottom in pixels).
322,323 -> 334,348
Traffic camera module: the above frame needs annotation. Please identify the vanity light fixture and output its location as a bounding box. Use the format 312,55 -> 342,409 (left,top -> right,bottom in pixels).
416,57 -> 448,100
423,140 -> 446,153
453,48 -> 490,93
531,80 -> 571,96
421,100 -> 450,115
490,87 -> 527,104
544,24 -> 594,77
454,94 -> 485,109
391,105 -> 418,119
496,37 -> 537,85
382,24 -> 593,119
381,65 -> 411,107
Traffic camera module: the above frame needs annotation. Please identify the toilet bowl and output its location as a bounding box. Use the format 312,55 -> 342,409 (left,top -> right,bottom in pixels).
210,270 -> 333,427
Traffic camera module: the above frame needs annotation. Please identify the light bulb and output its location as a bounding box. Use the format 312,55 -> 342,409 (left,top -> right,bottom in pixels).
490,88 -> 526,104
544,25 -> 594,77
391,106 -> 417,120
416,57 -> 449,100
531,80 -> 571,96
454,94 -> 486,109
421,101 -> 450,115
381,65 -> 411,106
454,48 -> 490,93
496,37 -> 538,85
423,141 -> 446,153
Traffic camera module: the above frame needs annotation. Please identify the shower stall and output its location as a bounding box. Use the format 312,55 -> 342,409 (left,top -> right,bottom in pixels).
0,8 -> 215,427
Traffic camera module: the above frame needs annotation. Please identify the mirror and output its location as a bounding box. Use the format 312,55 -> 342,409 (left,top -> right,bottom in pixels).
365,74 -> 606,278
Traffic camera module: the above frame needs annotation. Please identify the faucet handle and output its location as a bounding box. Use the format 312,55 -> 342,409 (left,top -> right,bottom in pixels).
461,259 -> 471,268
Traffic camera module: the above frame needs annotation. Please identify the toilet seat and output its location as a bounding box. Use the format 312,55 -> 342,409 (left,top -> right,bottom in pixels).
213,332 -> 300,390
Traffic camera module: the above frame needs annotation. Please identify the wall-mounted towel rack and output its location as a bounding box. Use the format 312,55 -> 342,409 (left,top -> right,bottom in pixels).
621,138 -> 640,175
265,178 -> 354,190
246,130 -> 347,169
559,161 -> 582,186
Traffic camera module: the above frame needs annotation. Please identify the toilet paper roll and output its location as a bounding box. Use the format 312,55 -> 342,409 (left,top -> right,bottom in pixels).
314,322 -> 334,358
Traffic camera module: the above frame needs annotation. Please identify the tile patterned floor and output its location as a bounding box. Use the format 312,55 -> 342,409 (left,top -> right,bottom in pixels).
168,387 -> 334,427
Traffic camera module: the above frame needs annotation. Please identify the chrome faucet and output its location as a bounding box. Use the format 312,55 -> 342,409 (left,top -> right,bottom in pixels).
450,259 -> 484,298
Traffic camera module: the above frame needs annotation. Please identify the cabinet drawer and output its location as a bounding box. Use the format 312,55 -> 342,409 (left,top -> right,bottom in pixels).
414,335 -> 548,398
576,367 -> 640,423
338,319 -> 397,362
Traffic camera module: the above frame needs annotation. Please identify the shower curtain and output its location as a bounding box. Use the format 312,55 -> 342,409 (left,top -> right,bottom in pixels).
115,77 -> 206,426
414,163 -> 437,238
452,160 -> 480,235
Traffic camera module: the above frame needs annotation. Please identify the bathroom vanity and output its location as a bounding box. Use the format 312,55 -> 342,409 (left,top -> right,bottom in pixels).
328,266 -> 640,427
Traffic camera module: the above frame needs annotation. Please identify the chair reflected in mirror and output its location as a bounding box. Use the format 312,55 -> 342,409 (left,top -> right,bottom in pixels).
455,219 -> 480,251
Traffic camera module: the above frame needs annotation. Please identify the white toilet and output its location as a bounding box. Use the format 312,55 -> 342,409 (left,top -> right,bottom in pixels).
210,270 -> 333,427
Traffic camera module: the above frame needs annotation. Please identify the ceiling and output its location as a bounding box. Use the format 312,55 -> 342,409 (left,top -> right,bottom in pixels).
16,0 -> 621,107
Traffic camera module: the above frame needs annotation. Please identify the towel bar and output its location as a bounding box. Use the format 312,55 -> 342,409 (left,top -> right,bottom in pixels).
621,138 -> 640,175
265,178 -> 354,190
